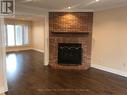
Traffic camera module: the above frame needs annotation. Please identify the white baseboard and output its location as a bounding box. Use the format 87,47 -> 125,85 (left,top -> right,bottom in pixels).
91,64 -> 127,78
32,48 -> 44,53
6,48 -> 44,53
0,87 -> 7,94
6,48 -> 32,52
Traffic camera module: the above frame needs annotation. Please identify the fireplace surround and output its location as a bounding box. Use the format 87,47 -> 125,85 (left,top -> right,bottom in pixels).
49,12 -> 93,70
49,37 -> 91,70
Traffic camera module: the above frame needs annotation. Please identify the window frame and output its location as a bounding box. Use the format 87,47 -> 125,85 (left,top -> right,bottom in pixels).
5,24 -> 30,47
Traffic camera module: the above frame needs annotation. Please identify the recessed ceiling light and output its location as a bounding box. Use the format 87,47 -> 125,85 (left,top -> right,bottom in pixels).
68,6 -> 71,9
96,0 -> 100,2
25,0 -> 33,2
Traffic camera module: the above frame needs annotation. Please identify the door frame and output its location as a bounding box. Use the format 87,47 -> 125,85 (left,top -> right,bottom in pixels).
2,12 -> 49,93
0,18 -> 8,93
44,14 -> 49,66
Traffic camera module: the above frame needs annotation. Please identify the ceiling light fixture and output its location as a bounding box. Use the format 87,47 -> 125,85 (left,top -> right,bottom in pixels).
26,0 -> 32,2
65,0 -> 71,10
68,6 -> 71,9
96,0 -> 100,2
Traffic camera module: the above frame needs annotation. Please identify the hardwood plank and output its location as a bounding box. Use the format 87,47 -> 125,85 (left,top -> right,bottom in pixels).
5,50 -> 127,95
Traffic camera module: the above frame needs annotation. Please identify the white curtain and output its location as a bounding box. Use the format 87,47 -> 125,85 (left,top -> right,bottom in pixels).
0,18 -> 8,93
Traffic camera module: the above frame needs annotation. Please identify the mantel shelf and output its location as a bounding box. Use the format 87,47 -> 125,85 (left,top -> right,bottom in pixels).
52,31 -> 89,34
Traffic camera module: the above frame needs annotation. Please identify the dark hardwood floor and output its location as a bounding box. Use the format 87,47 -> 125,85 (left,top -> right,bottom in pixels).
6,50 -> 127,95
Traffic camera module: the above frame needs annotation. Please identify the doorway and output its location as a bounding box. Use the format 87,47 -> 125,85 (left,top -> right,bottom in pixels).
4,14 -> 49,94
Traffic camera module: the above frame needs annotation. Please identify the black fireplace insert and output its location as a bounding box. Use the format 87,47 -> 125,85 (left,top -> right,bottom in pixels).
58,43 -> 82,65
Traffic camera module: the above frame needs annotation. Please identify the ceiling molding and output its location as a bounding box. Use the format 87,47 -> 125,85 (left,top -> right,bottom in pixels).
49,9 -> 94,12
16,4 -> 49,11
94,3 -> 127,12
15,11 -> 48,16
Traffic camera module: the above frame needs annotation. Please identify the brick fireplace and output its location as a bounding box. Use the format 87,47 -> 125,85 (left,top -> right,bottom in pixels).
49,12 -> 93,70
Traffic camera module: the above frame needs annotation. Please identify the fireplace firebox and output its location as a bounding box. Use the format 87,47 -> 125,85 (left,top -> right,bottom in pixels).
58,43 -> 82,65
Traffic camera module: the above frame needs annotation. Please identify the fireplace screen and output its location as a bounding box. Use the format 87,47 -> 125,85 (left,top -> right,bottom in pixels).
58,43 -> 82,65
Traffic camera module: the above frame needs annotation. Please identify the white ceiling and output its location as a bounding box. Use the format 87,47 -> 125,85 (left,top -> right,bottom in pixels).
14,0 -> 127,21
16,0 -> 127,11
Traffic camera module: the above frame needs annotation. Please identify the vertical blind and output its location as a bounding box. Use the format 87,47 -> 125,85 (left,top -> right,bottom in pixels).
6,24 -> 30,47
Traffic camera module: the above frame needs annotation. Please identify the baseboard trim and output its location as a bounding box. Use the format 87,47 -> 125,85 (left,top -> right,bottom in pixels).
32,48 -> 44,53
6,48 -> 32,52
91,64 -> 127,78
6,48 -> 45,53
0,87 -> 7,94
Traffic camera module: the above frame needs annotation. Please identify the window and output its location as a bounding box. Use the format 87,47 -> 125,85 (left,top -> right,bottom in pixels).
6,24 -> 30,47
15,25 -> 23,46
7,25 -> 15,46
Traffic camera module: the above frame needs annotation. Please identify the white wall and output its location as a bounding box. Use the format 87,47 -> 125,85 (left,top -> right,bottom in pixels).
0,19 -> 7,93
92,6 -> 127,74
0,49 -> 5,92
32,18 -> 45,52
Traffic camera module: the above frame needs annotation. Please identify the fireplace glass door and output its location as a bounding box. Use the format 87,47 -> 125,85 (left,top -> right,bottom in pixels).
58,43 -> 82,65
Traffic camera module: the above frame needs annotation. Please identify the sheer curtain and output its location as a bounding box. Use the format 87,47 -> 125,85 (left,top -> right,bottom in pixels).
0,18 -> 8,93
